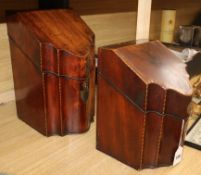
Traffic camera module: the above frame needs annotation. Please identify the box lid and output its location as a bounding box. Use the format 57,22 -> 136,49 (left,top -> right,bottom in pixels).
98,41 -> 192,118
7,9 -> 94,78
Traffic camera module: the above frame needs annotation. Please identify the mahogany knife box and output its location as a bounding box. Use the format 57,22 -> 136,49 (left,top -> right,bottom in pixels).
97,41 -> 192,169
7,9 -> 95,136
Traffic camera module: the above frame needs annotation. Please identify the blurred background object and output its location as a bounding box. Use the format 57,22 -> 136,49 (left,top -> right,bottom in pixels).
189,74 -> 201,119
160,9 -> 176,43
186,52 -> 201,127
186,52 -> 201,78
192,11 -> 201,26
176,25 -> 201,48
177,25 -> 195,47
193,26 -> 201,47
173,11 -> 201,47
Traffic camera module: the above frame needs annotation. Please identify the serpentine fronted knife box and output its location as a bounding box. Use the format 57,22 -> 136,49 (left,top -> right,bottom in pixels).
7,9 -> 95,136
97,41 -> 192,169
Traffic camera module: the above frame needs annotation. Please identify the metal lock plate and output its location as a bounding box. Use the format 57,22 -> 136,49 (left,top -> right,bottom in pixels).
80,56 -> 90,103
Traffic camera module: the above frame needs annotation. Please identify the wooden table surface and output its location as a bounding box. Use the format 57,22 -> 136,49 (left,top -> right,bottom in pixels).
0,23 -> 201,175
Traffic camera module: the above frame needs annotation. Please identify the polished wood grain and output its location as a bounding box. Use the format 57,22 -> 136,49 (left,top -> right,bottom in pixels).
7,9 -> 95,57
100,41 -> 192,95
0,25 -> 201,174
7,10 -> 95,136
97,41 -> 192,170
97,75 -> 145,169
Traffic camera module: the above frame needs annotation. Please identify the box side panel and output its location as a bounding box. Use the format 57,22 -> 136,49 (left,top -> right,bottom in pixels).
97,75 -> 145,170
142,113 -> 162,168
98,49 -> 146,110
9,38 -> 46,135
7,16 -> 41,69
166,90 -> 191,118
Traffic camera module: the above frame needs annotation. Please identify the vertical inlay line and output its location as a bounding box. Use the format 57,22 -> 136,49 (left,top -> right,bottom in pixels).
140,85 -> 149,169
155,90 -> 167,165
57,49 -> 63,135
40,43 -> 48,136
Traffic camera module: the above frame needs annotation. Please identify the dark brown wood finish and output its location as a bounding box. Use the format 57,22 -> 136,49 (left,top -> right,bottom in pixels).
7,9 -> 95,136
97,41 -> 192,170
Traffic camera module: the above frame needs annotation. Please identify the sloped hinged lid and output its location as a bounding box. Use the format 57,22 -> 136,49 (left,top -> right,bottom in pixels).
7,9 -> 94,78
98,41 -> 192,119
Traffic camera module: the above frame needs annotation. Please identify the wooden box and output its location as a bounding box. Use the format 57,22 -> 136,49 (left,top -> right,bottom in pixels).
7,9 -> 95,136
97,41 -> 192,169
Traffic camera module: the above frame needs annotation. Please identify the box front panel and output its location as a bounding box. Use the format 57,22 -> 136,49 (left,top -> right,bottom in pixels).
61,78 -> 89,134
158,115 -> 184,166
41,44 -> 95,135
166,90 -> 191,118
142,112 -> 162,168
44,73 -> 61,136
43,69 -> 95,135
